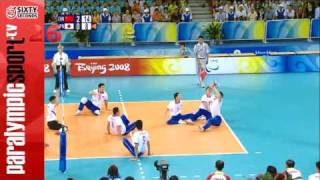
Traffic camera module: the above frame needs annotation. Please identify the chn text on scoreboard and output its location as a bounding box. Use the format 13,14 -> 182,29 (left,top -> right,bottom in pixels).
57,14 -> 92,30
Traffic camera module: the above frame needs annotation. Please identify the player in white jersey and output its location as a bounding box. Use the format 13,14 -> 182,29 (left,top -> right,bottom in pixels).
308,161 -> 320,180
199,85 -> 223,132
107,107 -> 137,136
166,92 -> 194,125
191,87 -> 214,121
76,83 -> 108,116
46,96 -> 66,132
122,120 -> 150,160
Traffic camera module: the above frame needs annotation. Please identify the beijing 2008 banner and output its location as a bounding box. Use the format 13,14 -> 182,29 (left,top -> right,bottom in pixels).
0,0 -> 44,180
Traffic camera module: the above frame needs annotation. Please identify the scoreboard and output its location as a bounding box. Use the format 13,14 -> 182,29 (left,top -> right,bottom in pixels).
57,15 -> 92,30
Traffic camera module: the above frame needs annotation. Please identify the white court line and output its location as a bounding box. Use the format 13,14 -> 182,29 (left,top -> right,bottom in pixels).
221,115 -> 248,154
45,151 -> 248,161
45,100 -> 248,160
117,90 -> 128,116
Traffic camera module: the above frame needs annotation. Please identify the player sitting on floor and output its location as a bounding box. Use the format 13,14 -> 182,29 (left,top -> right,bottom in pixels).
122,120 -> 150,160
191,87 -> 214,121
47,96 -> 67,132
107,107 -> 137,136
166,92 -> 194,125
199,85 -> 223,132
76,83 -> 108,116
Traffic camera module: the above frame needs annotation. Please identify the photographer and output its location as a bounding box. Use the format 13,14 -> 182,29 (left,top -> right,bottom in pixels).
52,44 -> 70,93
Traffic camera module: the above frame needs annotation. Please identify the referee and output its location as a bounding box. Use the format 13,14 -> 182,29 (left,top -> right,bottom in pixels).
194,36 -> 210,88
52,44 -> 70,93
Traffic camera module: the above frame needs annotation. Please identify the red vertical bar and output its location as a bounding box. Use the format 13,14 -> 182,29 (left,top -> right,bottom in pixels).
0,0 -> 44,180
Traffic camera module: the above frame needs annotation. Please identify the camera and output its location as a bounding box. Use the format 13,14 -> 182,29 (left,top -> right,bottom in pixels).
154,160 -> 169,180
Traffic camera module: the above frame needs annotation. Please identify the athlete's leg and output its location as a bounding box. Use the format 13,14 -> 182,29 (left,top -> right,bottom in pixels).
191,109 -> 207,121
202,115 -> 222,130
180,113 -> 193,120
167,114 -> 181,125
122,138 -> 135,156
121,115 -> 136,135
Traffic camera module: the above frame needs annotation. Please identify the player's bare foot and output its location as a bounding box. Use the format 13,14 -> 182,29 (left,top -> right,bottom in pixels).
178,120 -> 186,124
75,110 -> 81,116
199,126 -> 205,132
185,119 -> 194,125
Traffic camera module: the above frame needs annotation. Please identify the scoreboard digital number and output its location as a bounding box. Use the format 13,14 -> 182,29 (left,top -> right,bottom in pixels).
57,15 -> 92,30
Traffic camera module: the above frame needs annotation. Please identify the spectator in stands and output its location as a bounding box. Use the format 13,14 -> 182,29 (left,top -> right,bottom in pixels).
104,164 -> 121,180
248,7 -> 258,20
296,6 -> 305,18
227,6 -> 236,21
309,161 -> 320,180
256,165 -> 278,180
207,160 -> 230,180
162,7 -> 171,22
71,1 -> 80,15
61,7 -> 69,15
276,4 -> 286,19
142,9 -> 152,22
171,8 -> 180,23
92,1 -> 101,13
168,1 -> 178,15
169,175 -> 179,180
215,6 -> 227,22
285,5 -> 295,19
81,1 -> 91,14
51,10 -> 59,23
122,9 -> 133,23
315,2 -> 320,19
258,8 -> 265,20
223,0 -> 233,14
142,2 -> 150,15
60,0 -> 70,13
152,8 -> 162,22
283,159 -> 302,180
112,12 -> 121,23
92,10 -> 100,29
122,2 -> 131,14
264,6 -> 274,20
110,1 -> 121,15
181,8 -> 192,22
124,177 -> 134,180
101,2 -> 110,12
151,1 -> 163,15
236,4 -> 247,20
100,8 -> 112,23
132,10 -> 142,23
132,1 -> 141,14
306,1 -> 315,19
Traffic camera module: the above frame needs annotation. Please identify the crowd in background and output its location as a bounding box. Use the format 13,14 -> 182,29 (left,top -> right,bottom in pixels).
210,0 -> 320,21
45,0 -> 192,23
64,160 -> 320,180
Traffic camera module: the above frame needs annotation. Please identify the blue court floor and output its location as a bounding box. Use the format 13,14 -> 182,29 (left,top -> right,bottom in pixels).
45,73 -> 320,180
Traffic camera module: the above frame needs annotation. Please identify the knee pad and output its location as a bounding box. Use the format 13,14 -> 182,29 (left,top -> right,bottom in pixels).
80,97 -> 88,104
94,110 -> 100,115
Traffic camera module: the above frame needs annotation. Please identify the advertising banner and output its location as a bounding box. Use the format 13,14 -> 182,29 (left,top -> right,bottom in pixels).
0,0 -> 44,179
311,18 -> 320,38
134,22 -> 177,42
206,55 -> 319,74
222,21 -> 265,40
266,19 -> 310,39
89,23 -> 134,43
178,22 -> 211,41
45,58 -> 196,76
